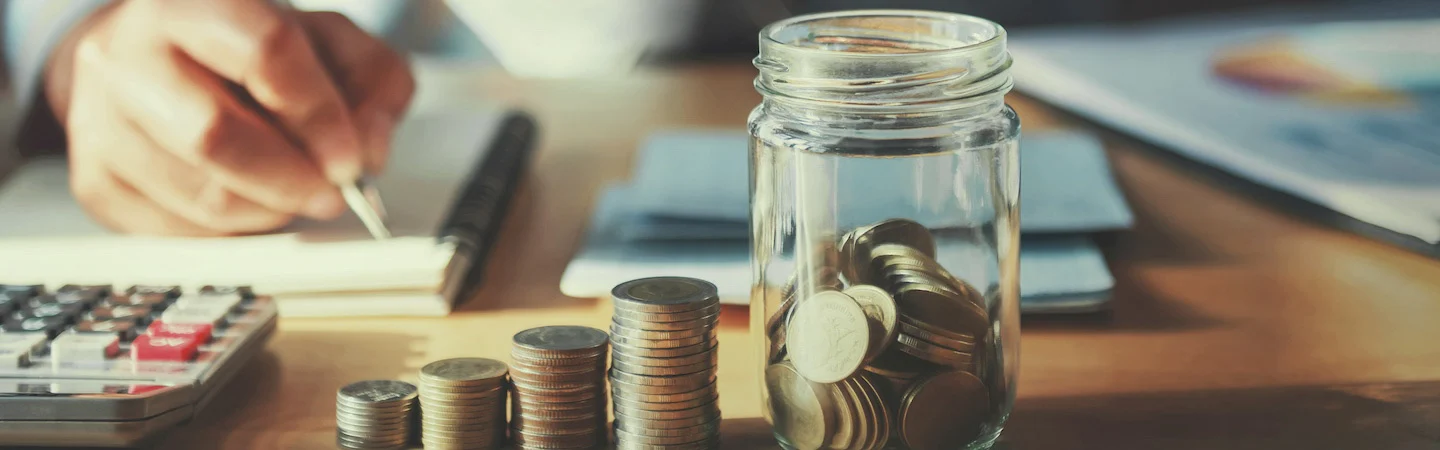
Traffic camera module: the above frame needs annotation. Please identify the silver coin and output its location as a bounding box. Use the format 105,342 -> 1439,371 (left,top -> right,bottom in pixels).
510,415 -> 607,433
335,404 -> 413,418
611,359 -> 714,377
613,416 -> 720,437
509,369 -> 604,384
613,409 -> 722,429
615,439 -> 721,450
513,325 -> 609,355
418,358 -> 509,387
609,381 -> 716,404
613,400 -> 719,421
510,430 -> 607,448
336,433 -> 408,446
611,277 -> 720,313
414,388 -> 506,401
338,380 -> 418,405
609,322 -> 715,340
612,390 -> 719,412
612,303 -> 721,323
608,331 -> 715,349
609,368 -> 715,387
335,412 -> 412,428
614,427 -> 719,446
611,339 -> 716,358
509,357 -> 606,373
610,312 -> 720,332
611,345 -> 717,368
336,435 -> 408,450
609,375 -> 717,396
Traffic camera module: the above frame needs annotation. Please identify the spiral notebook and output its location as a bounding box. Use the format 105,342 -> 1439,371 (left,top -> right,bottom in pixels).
0,109 -> 536,317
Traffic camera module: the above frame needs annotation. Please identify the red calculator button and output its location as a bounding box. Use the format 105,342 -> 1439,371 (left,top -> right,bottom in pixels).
131,334 -> 200,362
146,320 -> 214,342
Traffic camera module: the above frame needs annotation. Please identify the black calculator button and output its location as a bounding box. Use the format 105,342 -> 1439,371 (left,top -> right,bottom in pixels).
12,302 -> 83,321
126,285 -> 181,299
104,293 -> 172,311
54,286 -> 108,304
73,319 -> 141,342
3,316 -> 69,338
1,284 -> 44,298
201,285 -> 255,300
87,305 -> 152,322
26,294 -> 93,309
0,297 -> 16,316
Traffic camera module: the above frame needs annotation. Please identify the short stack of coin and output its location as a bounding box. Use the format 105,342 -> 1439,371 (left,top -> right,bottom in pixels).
765,218 -> 998,449
509,326 -> 610,450
335,380 -> 418,450
417,358 -> 509,450
609,277 -> 722,450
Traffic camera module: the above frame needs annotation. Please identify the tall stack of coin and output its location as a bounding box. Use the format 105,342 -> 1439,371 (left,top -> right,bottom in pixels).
609,277 -> 722,450
336,380 -> 418,450
417,358 -> 509,450
765,218 -> 996,450
509,326 -> 610,450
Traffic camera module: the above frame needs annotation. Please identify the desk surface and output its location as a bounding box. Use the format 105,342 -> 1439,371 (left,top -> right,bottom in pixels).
156,63 -> 1440,449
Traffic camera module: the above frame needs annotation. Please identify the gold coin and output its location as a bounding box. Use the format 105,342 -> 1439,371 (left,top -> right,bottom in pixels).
897,316 -> 976,351
843,285 -> 899,364
419,358 -> 509,387
900,371 -> 990,450
855,374 -> 891,450
858,220 -> 936,257
787,291 -> 871,384
609,381 -> 716,404
829,378 -> 862,450
614,438 -> 720,450
895,284 -> 989,338
764,362 -> 834,450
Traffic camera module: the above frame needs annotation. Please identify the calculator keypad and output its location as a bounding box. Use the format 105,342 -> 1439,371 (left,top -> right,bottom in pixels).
0,283 -> 271,375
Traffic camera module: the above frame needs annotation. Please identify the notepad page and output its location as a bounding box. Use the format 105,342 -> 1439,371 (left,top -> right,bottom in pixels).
0,110 -> 503,300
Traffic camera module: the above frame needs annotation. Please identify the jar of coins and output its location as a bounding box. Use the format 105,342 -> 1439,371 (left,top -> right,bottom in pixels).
749,10 -> 1020,450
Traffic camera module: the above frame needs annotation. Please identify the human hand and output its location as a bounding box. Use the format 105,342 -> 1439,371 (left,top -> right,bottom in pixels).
45,0 -> 415,236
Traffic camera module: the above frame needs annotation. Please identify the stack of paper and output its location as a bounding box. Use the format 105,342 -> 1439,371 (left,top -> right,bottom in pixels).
560,130 -> 1132,313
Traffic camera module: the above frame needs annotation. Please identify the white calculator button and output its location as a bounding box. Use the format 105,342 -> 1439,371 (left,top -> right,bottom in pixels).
159,309 -> 227,328
174,293 -> 240,310
49,333 -> 120,366
0,347 -> 30,369
0,332 -> 49,354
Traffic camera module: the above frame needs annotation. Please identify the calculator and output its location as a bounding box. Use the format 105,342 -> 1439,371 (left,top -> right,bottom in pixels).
0,284 -> 278,447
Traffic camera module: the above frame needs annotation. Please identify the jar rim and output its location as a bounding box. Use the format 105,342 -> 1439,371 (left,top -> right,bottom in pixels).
760,9 -> 1006,58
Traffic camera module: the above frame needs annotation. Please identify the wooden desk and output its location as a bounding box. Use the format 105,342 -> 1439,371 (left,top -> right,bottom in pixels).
155,63 -> 1440,449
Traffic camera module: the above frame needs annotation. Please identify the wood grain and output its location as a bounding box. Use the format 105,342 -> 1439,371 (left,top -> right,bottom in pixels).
151,63 -> 1440,450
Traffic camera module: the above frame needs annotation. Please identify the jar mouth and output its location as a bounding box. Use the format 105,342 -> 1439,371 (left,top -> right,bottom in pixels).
754,10 -> 1012,111
761,10 -> 1005,58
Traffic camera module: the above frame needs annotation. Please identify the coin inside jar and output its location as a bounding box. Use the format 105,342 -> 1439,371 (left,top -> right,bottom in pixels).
765,362 -> 835,450
787,291 -> 871,384
899,371 -> 990,450
842,285 -> 898,363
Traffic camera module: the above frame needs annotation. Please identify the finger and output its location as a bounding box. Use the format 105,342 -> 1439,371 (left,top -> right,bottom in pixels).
298,11 -> 415,173
104,116 -> 295,234
154,0 -> 363,181
93,42 -> 345,220
70,163 -> 222,237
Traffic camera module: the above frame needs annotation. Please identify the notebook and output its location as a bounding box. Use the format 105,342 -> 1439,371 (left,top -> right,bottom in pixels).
0,109 -> 536,317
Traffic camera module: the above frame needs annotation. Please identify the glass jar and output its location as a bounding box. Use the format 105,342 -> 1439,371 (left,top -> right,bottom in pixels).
749,10 -> 1021,450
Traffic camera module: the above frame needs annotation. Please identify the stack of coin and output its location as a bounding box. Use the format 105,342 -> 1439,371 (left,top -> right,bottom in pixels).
417,358 -> 509,449
335,380 -> 418,450
764,218 -> 998,449
509,326 -> 609,450
609,277 -> 722,450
